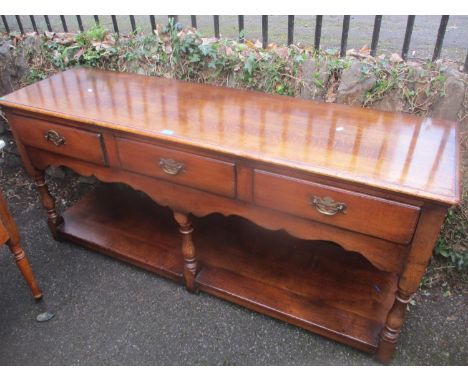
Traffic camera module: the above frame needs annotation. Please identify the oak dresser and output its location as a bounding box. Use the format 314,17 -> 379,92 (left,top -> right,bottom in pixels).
0,67 -> 460,363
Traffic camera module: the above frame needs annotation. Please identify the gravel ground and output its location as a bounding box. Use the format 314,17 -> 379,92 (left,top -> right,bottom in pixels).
0,131 -> 467,365
1,15 -> 468,63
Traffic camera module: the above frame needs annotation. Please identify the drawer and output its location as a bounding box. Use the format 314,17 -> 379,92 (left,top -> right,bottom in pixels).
116,138 -> 236,198
254,170 -> 420,244
12,115 -> 106,166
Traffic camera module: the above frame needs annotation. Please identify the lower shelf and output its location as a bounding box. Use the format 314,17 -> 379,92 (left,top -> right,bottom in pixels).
57,184 -> 397,354
57,184 -> 184,282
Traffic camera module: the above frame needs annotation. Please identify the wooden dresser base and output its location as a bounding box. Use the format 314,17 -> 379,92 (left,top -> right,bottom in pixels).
57,184 -> 398,355
1,68 -> 458,363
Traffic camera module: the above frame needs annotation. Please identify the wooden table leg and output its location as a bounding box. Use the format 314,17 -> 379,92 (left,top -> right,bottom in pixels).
376,288 -> 411,363
376,205 -> 447,363
173,211 -> 198,293
7,240 -> 43,299
33,169 -> 63,240
0,191 -> 42,299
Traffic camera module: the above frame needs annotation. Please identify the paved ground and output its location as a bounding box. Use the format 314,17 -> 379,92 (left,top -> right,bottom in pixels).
2,15 -> 468,63
0,133 -> 467,365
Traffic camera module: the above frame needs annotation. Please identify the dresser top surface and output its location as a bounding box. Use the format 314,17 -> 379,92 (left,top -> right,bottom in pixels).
0,67 -> 460,204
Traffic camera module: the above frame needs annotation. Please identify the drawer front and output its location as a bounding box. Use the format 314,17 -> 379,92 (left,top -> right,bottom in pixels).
12,115 -> 106,165
116,138 -> 236,198
254,170 -> 420,244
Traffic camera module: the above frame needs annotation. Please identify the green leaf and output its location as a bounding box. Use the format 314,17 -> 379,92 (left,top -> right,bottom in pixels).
189,54 -> 200,63
244,54 -> 257,75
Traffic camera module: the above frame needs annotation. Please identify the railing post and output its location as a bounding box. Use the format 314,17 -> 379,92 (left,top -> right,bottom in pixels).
111,15 -> 119,35
44,15 -> 52,32
94,15 -> 100,25
15,15 -> 24,34
1,15 -> 10,33
29,15 -> 38,33
60,15 -> 68,32
191,16 -> 197,28
314,15 -> 323,52
340,15 -> 350,58
130,15 -> 136,32
370,15 -> 382,57
214,15 -> 220,38
262,15 -> 268,49
238,15 -> 244,43
76,15 -> 84,32
287,15 -> 294,46
432,15 -> 449,62
150,16 -> 156,32
402,15 -> 415,60
464,52 -> 468,73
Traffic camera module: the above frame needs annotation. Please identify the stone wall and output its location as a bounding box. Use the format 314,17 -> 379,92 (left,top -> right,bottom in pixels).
0,39 -> 27,133
300,58 -> 467,128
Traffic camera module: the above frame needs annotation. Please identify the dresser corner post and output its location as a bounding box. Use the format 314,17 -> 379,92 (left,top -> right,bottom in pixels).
376,288 -> 411,363
5,114 -> 36,177
376,204 -> 448,363
173,211 -> 198,293
33,169 -> 64,240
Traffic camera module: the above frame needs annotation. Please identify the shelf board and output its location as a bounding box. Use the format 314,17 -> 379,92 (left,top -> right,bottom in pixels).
57,184 -> 397,354
57,184 -> 184,282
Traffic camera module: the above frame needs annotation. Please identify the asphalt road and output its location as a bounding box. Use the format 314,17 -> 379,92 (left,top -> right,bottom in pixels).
0,135 -> 467,366
2,15 -> 468,63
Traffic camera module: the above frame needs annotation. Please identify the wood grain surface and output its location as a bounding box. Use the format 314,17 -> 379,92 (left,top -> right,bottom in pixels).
0,67 -> 460,205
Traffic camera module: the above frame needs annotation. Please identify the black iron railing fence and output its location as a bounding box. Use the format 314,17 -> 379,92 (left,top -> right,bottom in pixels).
2,15 -> 468,73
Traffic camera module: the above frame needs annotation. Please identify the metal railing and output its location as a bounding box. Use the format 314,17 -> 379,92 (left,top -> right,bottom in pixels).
1,15 -> 467,72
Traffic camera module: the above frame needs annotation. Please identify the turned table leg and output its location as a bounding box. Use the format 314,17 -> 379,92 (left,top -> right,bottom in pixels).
376,288 -> 411,362
376,205 -> 447,363
173,211 -> 198,293
0,191 -> 42,299
34,170 -> 63,240
7,240 -> 43,299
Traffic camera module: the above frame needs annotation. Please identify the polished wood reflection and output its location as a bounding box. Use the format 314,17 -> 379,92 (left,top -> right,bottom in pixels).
0,67 -> 459,204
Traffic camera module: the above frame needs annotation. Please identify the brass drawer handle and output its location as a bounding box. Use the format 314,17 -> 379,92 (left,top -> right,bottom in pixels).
311,196 -> 347,216
159,158 -> 185,175
44,130 -> 66,146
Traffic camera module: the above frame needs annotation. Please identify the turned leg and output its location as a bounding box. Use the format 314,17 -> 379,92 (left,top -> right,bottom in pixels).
376,288 -> 411,363
173,211 -> 198,293
0,191 -> 42,299
33,170 -> 63,240
8,240 -> 43,299
376,205 -> 447,363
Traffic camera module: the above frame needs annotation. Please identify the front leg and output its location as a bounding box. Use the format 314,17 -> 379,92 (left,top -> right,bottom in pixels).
33,169 -> 63,240
173,211 -> 198,293
376,205 -> 447,363
8,240 -> 43,299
